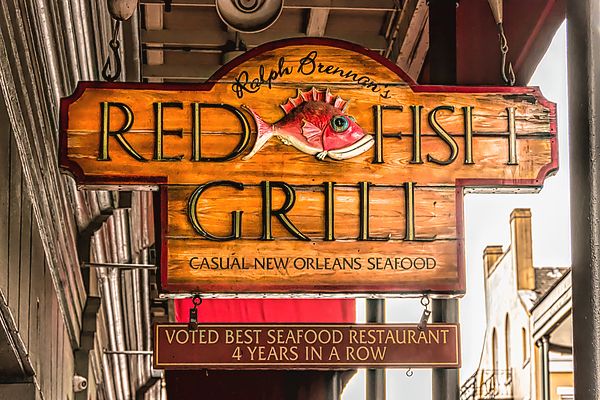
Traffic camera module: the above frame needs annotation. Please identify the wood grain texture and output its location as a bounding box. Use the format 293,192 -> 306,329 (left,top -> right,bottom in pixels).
166,238 -> 457,293
60,39 -> 557,295
168,184 -> 457,239
62,44 -> 555,187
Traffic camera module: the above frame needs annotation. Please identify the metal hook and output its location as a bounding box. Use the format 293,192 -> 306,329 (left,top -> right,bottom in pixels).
188,294 -> 202,331
498,23 -> 516,86
102,20 -> 122,82
406,368 -> 414,377
418,295 -> 431,331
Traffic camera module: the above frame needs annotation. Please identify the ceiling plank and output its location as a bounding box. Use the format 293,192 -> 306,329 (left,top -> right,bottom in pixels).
396,0 -> 428,67
142,29 -> 388,51
139,0 -> 396,12
306,8 -> 330,37
143,63 -> 220,80
385,0 -> 419,60
144,4 -> 165,81
407,16 -> 429,80
144,3 -> 163,30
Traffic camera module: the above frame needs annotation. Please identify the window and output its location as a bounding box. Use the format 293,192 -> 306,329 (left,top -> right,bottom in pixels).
492,328 -> 498,370
522,327 -> 529,364
505,314 -> 511,370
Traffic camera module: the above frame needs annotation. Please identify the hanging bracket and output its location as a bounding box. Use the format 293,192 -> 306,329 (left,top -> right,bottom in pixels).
188,294 -> 202,331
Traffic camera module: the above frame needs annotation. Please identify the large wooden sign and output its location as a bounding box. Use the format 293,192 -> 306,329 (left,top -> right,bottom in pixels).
59,38 -> 557,295
153,323 -> 460,369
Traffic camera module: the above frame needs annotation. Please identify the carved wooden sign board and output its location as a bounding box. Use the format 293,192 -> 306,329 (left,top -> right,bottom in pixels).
60,38 -> 557,296
153,323 -> 461,370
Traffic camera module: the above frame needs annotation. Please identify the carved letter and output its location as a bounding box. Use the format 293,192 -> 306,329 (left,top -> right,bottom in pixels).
191,103 -> 251,162
372,105 -> 403,164
427,106 -> 458,165
187,181 -> 244,241
99,102 -> 146,161
261,181 -> 309,241
154,102 -> 184,161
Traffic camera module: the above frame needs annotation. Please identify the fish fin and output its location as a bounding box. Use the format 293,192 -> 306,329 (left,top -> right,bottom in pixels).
301,119 -> 323,146
241,105 -> 274,160
278,136 -> 292,146
316,151 -> 328,161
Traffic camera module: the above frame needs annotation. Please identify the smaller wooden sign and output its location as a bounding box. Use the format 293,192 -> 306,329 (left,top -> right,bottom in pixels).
153,323 -> 460,370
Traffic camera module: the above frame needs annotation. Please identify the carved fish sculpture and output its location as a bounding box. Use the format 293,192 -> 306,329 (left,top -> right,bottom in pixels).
242,87 -> 374,161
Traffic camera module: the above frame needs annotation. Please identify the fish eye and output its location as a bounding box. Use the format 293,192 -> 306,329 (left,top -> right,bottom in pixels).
331,116 -> 350,133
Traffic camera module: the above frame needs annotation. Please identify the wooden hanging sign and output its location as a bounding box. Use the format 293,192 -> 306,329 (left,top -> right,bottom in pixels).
153,323 -> 461,370
59,38 -> 557,296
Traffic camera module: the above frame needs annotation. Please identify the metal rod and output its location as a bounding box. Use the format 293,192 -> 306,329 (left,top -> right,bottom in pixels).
104,350 -> 154,356
567,0 -> 600,397
366,299 -> 386,400
83,262 -> 156,270
429,1 -> 460,398
432,299 -> 459,400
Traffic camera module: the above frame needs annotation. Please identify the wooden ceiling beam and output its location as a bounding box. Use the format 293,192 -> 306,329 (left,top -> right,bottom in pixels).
142,29 -> 388,51
396,0 -> 429,80
143,63 -> 220,80
144,3 -> 165,82
139,0 -> 396,12
306,8 -> 330,37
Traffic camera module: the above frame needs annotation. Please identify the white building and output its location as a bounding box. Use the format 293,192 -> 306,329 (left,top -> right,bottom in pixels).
461,209 -> 572,400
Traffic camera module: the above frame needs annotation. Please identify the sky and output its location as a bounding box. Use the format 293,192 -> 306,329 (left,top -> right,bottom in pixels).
342,21 -> 569,400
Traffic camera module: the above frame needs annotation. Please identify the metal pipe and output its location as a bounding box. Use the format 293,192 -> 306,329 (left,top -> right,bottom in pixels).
131,253 -> 145,389
83,262 -> 156,269
76,0 -> 97,78
141,248 -> 153,382
432,299 -> 459,400
93,229 -> 125,400
107,215 -> 132,399
366,299 -> 385,400
99,342 -> 118,400
539,336 -> 551,400
33,0 -> 64,103
104,350 -> 154,355
567,0 -> 600,398
428,1 -> 460,398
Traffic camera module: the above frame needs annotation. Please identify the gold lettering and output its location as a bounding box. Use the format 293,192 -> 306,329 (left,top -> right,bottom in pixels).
324,182 -> 335,241
404,182 -> 436,242
427,106 -> 459,165
153,102 -> 184,161
463,106 -> 475,164
409,105 -> 423,164
372,105 -> 403,164
507,107 -> 518,165
261,181 -> 309,241
99,102 -> 145,161
187,181 -> 244,241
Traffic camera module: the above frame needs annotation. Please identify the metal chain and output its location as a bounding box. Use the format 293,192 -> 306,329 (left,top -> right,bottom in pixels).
498,23 -> 516,86
102,20 -> 122,82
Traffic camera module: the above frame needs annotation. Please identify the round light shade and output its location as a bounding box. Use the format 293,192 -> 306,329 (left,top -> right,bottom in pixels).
216,0 -> 284,33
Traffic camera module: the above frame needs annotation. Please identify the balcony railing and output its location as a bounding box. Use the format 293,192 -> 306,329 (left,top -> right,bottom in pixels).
460,369 -> 513,400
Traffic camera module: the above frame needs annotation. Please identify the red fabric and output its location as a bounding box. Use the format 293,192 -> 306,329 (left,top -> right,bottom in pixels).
174,298 -> 355,323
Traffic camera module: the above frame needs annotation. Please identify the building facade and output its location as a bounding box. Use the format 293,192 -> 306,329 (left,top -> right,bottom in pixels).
461,209 -> 572,400
0,2 -> 162,399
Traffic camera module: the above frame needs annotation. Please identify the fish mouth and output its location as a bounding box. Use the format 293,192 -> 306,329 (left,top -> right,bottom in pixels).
327,135 -> 375,160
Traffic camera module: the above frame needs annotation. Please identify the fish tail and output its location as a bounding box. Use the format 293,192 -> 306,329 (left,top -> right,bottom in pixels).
241,105 -> 274,160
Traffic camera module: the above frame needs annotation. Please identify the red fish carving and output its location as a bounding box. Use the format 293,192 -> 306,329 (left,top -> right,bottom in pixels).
242,87 -> 374,161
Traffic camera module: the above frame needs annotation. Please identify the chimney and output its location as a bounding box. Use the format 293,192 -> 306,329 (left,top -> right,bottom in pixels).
510,208 -> 534,290
483,245 -> 504,277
